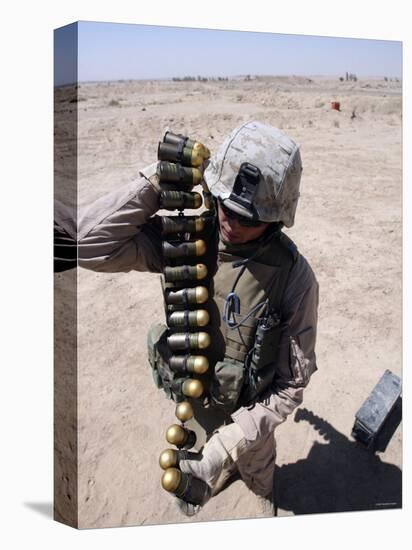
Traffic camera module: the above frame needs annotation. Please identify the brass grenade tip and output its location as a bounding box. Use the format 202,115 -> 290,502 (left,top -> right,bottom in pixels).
193,194 -> 203,209
161,468 -> 182,493
192,355 -> 209,374
190,149 -> 204,168
193,142 -> 210,159
197,332 -> 211,349
195,240 -> 206,256
196,310 -> 210,327
195,217 -> 205,233
196,264 -> 208,280
192,168 -> 203,186
195,286 -> 209,303
159,448 -> 178,470
182,379 -> 204,399
166,424 -> 186,446
175,401 -> 194,422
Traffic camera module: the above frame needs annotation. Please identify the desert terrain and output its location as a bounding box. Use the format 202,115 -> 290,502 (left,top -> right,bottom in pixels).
54,75 -> 402,528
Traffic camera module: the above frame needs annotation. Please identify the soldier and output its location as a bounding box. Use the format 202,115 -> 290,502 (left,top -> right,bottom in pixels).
77,121 -> 319,517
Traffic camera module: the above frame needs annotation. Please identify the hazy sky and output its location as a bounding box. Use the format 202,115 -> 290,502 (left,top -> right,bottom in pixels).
55,21 -> 402,85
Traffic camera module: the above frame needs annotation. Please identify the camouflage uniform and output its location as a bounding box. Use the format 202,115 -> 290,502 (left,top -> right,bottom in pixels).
75,156 -> 319,500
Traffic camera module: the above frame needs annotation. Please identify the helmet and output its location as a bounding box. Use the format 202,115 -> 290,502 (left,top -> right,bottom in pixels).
203,121 -> 302,227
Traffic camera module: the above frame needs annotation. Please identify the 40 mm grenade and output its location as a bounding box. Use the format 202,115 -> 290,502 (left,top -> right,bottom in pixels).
161,468 -> 210,506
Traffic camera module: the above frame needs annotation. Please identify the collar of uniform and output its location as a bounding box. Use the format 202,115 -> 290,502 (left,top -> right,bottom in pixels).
218,224 -> 280,261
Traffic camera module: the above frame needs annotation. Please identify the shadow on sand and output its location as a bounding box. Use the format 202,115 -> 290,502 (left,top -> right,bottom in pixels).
274,404 -> 402,515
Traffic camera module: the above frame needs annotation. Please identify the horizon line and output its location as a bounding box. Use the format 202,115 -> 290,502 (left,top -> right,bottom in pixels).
55,73 -> 403,88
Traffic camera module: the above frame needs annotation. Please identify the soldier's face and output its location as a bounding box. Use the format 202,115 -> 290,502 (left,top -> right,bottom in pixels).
217,202 -> 270,244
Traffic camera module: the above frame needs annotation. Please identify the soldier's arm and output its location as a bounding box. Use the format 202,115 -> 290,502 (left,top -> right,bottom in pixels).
77,163 -> 163,273
231,254 -> 319,442
54,200 -> 77,272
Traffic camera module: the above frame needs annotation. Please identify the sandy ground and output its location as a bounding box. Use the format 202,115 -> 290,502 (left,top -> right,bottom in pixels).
54,75 -> 402,528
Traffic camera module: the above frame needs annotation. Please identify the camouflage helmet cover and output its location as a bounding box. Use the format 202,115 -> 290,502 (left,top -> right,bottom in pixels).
203,121 -> 303,227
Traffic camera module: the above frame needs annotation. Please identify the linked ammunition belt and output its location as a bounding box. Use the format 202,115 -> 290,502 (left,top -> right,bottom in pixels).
156,130 -> 214,504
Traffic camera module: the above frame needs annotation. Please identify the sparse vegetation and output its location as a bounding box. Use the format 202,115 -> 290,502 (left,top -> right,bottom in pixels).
172,75 -> 229,82
108,99 -> 121,107
345,72 -> 358,82
172,76 -> 199,82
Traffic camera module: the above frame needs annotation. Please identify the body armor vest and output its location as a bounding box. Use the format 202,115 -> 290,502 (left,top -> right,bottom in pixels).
148,216 -> 297,405
213,229 -> 296,364
204,224 -> 297,410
